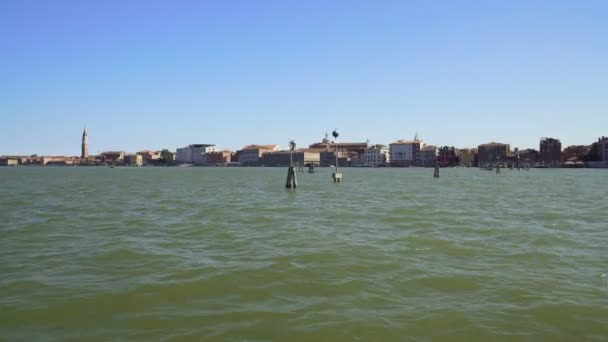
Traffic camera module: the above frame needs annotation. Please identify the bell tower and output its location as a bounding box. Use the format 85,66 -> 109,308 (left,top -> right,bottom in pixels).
81,128 -> 89,158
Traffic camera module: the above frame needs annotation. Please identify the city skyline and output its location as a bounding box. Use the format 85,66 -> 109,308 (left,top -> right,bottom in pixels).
5,126 -> 605,168
2,1 -> 607,155
0,126 -> 597,157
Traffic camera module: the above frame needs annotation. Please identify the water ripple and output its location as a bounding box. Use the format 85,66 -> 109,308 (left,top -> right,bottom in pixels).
1,167 -> 607,340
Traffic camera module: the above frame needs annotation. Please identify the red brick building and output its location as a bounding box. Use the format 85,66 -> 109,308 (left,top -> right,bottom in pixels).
438,146 -> 458,167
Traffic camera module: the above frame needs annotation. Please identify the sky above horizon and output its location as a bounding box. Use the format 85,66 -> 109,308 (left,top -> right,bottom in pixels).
1,0 -> 607,155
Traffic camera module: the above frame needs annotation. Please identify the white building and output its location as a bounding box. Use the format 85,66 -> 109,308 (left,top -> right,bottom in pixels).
176,144 -> 216,165
389,133 -> 423,167
362,145 -> 389,167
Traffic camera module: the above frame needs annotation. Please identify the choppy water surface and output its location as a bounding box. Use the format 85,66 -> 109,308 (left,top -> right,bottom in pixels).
1,167 -> 607,340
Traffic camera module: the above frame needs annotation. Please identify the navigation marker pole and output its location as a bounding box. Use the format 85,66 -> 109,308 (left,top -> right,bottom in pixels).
331,129 -> 342,183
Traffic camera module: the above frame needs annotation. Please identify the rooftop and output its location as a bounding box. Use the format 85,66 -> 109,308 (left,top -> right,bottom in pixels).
390,140 -> 422,145
364,144 -> 387,149
478,142 -> 508,147
241,144 -> 279,151
189,144 -> 215,148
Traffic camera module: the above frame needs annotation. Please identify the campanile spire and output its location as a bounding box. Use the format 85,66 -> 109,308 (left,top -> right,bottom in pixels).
81,128 -> 89,158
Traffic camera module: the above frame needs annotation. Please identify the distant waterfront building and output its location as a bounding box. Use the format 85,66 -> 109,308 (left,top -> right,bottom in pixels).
305,132 -> 369,167
136,150 -> 161,165
308,133 -> 369,153
0,157 -> 19,166
561,145 -> 590,163
419,145 -> 438,167
516,149 -> 539,166
40,156 -> 79,166
458,148 -> 477,167
101,151 -> 125,164
477,142 -> 510,166
2,155 -> 39,165
362,144 -> 389,167
389,133 -> 423,167
206,151 -> 233,165
320,151 -> 352,167
438,146 -> 458,167
176,144 -> 216,165
81,128 -> 89,159
261,150 -> 320,167
539,137 -> 562,167
124,154 -> 143,166
588,136 -> 608,168
238,144 -> 280,166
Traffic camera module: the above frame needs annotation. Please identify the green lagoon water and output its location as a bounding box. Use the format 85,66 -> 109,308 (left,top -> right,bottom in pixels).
1,167 -> 607,341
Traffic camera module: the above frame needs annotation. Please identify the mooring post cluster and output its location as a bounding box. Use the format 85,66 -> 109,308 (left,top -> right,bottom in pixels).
286,129 -> 345,189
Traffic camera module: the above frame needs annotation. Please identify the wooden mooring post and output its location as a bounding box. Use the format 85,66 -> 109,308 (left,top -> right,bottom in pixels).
433,158 -> 439,178
286,140 -> 298,189
495,156 -> 501,174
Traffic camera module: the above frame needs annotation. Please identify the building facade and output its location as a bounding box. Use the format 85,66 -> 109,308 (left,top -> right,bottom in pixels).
124,154 -> 143,166
176,144 -> 216,165
437,146 -> 458,167
137,150 -> 161,165
238,145 -> 280,166
516,149 -> 539,166
40,156 -> 79,166
458,148 -> 477,167
588,136 -> 608,168
477,143 -> 510,166
419,145 -> 438,167
361,145 -> 389,167
308,133 -> 369,154
539,137 -> 562,167
389,140 -> 422,167
100,151 -> 125,164
0,158 -> 18,166
562,145 -> 590,163
206,151 -> 233,165
261,151 -> 320,167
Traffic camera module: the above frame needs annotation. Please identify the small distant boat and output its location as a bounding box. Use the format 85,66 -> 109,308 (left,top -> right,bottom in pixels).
480,166 -> 493,171
109,165 -> 115,168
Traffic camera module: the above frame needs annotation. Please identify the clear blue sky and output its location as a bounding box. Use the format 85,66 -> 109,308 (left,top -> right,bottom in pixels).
1,0 -> 607,155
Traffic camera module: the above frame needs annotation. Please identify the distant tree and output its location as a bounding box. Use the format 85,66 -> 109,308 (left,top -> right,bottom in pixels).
159,149 -> 173,164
